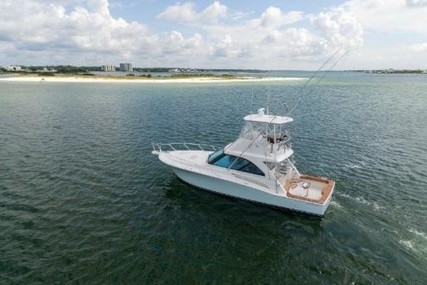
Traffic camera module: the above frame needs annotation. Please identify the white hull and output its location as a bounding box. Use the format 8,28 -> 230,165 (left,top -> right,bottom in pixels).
172,166 -> 332,216
152,107 -> 336,217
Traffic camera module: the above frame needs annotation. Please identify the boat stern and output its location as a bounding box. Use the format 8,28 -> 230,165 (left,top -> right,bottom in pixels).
283,175 -> 335,216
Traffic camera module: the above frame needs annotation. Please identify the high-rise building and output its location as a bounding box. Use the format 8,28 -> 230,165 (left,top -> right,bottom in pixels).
119,63 -> 133,72
101,65 -> 115,72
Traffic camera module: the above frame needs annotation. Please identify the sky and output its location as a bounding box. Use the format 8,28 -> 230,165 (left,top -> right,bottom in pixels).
0,0 -> 426,70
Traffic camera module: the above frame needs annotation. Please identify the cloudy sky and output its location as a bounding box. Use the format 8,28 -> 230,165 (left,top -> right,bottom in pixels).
0,0 -> 426,69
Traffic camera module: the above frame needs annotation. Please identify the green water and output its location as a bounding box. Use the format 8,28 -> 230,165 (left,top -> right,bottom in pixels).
0,73 -> 426,284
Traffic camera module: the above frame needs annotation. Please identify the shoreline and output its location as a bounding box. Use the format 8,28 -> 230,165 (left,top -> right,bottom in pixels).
0,75 -> 305,84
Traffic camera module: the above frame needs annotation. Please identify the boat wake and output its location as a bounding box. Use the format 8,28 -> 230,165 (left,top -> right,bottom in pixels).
342,161 -> 365,169
337,192 -> 385,212
398,239 -> 416,251
398,228 -> 427,258
409,228 -> 427,241
329,200 -> 342,209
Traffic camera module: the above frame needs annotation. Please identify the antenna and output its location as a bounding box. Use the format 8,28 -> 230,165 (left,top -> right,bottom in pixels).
250,87 -> 254,114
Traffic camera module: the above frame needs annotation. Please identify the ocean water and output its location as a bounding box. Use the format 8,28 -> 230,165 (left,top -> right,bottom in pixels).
1,72 -> 426,284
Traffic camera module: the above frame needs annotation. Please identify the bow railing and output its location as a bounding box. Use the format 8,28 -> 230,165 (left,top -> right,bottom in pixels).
152,142 -> 218,155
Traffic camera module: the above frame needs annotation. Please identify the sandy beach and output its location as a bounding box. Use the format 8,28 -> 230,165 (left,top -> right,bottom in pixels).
0,75 -> 305,84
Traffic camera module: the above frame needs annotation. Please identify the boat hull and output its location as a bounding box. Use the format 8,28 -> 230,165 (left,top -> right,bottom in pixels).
172,166 -> 333,216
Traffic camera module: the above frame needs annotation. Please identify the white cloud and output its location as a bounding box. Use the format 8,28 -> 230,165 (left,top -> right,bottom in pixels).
154,3 -> 364,67
0,0 -> 151,64
160,32 -> 210,57
156,2 -> 196,23
0,0 -> 367,68
156,1 -> 227,24
213,34 -> 237,58
342,0 -> 427,34
201,1 -> 228,23
406,0 -> 427,7
259,7 -> 303,27
202,5 -> 362,65
411,42 -> 427,52
311,8 -> 363,49
4,0 -> 425,69
332,0 -> 427,69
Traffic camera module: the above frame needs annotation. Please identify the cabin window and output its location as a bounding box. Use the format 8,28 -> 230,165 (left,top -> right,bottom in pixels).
208,152 -> 264,176
236,159 -> 265,176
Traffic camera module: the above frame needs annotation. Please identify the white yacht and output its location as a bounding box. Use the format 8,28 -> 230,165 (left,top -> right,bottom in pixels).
152,108 -> 335,216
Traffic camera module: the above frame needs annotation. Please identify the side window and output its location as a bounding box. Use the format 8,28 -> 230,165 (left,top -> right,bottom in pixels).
210,154 -> 264,176
209,151 -> 264,176
233,158 -> 264,176
238,162 -> 265,176
230,157 -> 250,170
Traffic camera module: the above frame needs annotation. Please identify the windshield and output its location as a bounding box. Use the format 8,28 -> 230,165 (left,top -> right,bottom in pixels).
207,148 -> 224,164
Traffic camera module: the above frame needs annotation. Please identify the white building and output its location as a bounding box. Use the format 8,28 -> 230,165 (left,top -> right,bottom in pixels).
5,65 -> 21,71
119,63 -> 133,72
101,65 -> 115,72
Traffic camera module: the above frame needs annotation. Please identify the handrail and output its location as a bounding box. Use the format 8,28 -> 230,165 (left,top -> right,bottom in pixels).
152,142 -> 218,153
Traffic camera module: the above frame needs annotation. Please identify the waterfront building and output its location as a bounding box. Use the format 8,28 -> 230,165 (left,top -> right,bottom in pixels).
101,65 -> 115,72
119,63 -> 133,72
5,65 -> 21,71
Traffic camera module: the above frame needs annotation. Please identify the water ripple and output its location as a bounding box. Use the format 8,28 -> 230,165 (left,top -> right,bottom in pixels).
1,76 -> 427,283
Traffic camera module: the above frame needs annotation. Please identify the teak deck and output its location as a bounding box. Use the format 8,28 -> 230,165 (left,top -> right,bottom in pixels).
284,175 -> 334,204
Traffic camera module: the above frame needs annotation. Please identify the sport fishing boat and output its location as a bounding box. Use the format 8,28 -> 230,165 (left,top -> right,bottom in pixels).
152,108 -> 335,216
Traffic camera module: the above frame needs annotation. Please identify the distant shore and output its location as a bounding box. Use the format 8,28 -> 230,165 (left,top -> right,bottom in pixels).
0,74 -> 305,84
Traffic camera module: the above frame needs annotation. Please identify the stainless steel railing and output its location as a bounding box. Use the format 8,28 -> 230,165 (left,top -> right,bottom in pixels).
152,142 -> 218,154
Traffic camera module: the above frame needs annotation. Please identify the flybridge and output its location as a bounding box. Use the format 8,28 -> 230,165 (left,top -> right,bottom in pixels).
227,108 -> 294,164
243,108 -> 293,125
